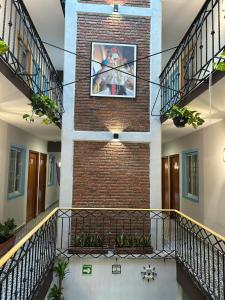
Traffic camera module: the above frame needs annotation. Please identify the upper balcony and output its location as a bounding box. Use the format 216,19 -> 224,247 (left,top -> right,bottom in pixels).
0,0 -> 63,127
160,0 -> 225,119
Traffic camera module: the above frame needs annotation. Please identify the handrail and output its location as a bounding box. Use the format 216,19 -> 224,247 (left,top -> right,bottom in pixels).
0,207 -> 58,268
1,207 -> 224,269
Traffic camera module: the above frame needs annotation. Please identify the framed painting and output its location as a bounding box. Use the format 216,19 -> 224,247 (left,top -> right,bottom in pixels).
90,42 -> 137,98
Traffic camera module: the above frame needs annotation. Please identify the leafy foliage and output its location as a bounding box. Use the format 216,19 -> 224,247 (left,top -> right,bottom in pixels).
48,259 -> 69,300
166,105 -> 205,129
213,51 -> 225,72
23,94 -> 61,128
0,218 -> 17,243
74,234 -> 104,247
0,40 -> 9,55
116,233 -> 152,248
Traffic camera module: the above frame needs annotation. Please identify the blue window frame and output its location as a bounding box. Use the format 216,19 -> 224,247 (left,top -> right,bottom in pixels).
162,66 -> 179,107
32,60 -> 42,93
7,145 -> 26,200
182,150 -> 199,202
17,38 -> 30,72
48,155 -> 55,186
43,75 -> 50,96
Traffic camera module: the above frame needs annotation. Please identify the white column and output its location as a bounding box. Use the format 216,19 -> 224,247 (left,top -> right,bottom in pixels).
60,0 -> 77,208
150,0 -> 162,208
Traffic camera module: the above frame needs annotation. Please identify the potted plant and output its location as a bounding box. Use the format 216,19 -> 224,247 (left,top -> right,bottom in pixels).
70,233 -> 107,254
23,93 -> 62,128
48,259 -> 69,300
0,218 -> 17,257
213,51 -> 225,71
166,105 -> 205,128
0,40 -> 9,55
115,233 -> 153,255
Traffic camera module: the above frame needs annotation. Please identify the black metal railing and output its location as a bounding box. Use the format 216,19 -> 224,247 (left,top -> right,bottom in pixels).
0,208 -> 224,299
160,0 -> 225,115
0,210 -> 57,300
0,0 -> 63,114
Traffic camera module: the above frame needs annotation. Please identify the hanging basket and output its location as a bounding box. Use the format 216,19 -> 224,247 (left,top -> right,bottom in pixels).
172,116 -> 188,128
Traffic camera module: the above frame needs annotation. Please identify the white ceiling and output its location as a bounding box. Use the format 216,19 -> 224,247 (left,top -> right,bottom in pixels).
162,77 -> 225,144
0,73 -> 61,141
23,0 -> 65,71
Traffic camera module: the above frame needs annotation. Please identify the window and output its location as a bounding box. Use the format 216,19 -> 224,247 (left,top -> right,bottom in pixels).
43,75 -> 50,96
48,155 -> 55,186
32,60 -> 42,93
162,66 -> 179,109
8,146 -> 26,199
17,37 -> 31,73
182,150 -> 199,201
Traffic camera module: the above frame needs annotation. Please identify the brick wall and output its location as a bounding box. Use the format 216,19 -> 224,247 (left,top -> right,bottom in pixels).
78,0 -> 150,8
73,141 -> 150,208
75,13 -> 150,132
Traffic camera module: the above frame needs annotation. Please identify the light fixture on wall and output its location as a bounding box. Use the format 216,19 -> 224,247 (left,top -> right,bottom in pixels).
113,4 -> 119,14
112,133 -> 119,141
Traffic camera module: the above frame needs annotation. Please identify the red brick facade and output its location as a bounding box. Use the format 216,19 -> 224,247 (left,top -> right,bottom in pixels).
73,142 -> 150,208
75,13 -> 150,132
78,0 -> 150,8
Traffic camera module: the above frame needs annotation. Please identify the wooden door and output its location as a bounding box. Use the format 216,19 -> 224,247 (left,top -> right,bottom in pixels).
27,151 -> 39,222
38,153 -> 47,214
162,157 -> 169,209
170,155 -> 180,210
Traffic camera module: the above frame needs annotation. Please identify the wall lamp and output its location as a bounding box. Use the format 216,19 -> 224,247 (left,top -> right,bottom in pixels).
113,4 -> 119,14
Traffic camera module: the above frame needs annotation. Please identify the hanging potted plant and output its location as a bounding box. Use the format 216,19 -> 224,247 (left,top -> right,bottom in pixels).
0,218 -> 17,257
0,40 -> 9,55
166,105 -> 205,128
213,50 -> 225,71
23,93 -> 62,128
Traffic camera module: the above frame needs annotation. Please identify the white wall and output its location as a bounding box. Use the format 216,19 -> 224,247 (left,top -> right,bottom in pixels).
51,258 -> 181,300
0,119 -> 60,228
162,120 -> 225,235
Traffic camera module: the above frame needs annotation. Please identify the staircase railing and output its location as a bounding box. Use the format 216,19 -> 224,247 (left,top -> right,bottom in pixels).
0,0 -> 63,117
160,0 -> 225,116
0,208 -> 224,300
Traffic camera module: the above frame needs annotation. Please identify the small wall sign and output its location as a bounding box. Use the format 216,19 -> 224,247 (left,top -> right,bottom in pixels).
82,265 -> 92,275
112,264 -> 121,274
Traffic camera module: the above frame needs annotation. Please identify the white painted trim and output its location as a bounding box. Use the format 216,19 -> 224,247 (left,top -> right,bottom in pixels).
60,0 -> 77,208
149,0 -> 162,209
76,3 -> 152,17
73,131 -> 152,143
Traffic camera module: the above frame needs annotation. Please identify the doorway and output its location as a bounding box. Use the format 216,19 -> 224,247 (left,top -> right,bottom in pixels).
38,153 -> 47,214
27,151 -> 39,222
161,155 -> 180,210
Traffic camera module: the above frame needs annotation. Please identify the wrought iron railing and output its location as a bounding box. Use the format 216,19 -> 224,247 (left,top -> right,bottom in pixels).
0,208 -> 224,300
160,0 -> 225,115
0,0 -> 63,114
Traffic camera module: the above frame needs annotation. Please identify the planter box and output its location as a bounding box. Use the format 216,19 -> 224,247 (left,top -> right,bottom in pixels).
68,247 -> 108,255
0,236 -> 16,258
115,247 -> 153,255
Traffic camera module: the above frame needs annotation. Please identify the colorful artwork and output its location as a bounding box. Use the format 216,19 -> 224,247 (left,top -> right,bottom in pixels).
90,42 -> 137,98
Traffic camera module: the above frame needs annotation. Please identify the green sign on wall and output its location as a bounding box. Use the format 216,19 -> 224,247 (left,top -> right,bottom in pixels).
82,265 -> 92,275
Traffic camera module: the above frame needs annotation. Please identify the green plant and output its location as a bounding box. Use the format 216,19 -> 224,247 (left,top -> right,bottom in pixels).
0,218 -> 17,244
74,234 -> 103,247
116,233 -> 126,248
0,40 -> 9,55
140,235 -> 151,248
23,94 -> 61,128
166,105 -> 205,129
48,259 -> 69,300
213,51 -> 225,71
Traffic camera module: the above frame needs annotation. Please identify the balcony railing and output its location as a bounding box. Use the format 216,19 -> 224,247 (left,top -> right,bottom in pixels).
0,0 -> 63,117
160,0 -> 225,116
0,208 -> 224,300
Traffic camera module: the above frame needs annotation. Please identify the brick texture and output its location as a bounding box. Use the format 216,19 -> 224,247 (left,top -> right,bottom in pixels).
75,14 -> 150,132
78,0 -> 150,8
73,141 -> 150,208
